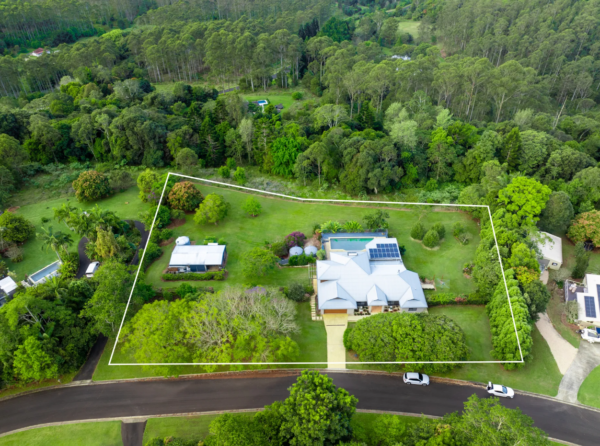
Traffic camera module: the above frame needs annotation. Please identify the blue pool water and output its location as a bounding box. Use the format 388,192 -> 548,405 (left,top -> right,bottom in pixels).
30,261 -> 60,282
330,238 -> 373,251
257,100 -> 268,105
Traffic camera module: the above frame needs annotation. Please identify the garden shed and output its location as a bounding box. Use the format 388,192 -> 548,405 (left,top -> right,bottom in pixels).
169,244 -> 227,272
289,246 -> 303,256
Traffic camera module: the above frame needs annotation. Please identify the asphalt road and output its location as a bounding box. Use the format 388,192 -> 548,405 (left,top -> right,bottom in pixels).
1,373 -> 598,445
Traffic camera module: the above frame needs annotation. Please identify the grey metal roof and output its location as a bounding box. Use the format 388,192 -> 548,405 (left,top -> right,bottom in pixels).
169,244 -> 225,266
317,250 -> 427,310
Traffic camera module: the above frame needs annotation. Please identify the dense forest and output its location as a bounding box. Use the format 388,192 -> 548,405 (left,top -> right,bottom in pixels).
2,0 -> 600,387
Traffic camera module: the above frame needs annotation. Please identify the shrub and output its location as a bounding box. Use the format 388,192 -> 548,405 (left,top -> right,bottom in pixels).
316,249 -> 327,260
109,170 -> 133,191
283,231 -> 306,248
452,222 -> 465,237
141,242 -> 162,270
271,241 -> 289,257
167,181 -> 204,211
175,282 -> 195,299
226,158 -> 237,170
342,220 -> 363,232
218,165 -> 230,178
410,222 -> 425,240
170,208 -> 186,220
565,300 -> 579,324
72,170 -> 111,201
292,91 -> 303,100
242,247 -> 279,278
0,212 -> 35,243
6,244 -> 23,262
422,229 -> 440,248
162,270 -> 226,281
161,228 -> 174,240
432,222 -> 445,239
41,216 -> 50,224
321,220 -> 342,233
425,293 -> 487,306
345,313 -> 469,373
242,196 -> 262,217
288,254 -> 316,266
194,194 -> 230,225
286,282 -> 307,301
457,232 -> 471,245
233,167 -> 247,185
217,238 -> 226,245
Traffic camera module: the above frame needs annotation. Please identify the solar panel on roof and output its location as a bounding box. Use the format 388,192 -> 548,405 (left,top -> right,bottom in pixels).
584,295 -> 597,318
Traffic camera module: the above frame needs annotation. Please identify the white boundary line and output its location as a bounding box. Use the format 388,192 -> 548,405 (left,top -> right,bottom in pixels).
109,172 -> 524,366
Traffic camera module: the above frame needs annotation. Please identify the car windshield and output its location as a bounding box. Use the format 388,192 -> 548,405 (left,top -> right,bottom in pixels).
502,386 -> 508,393
589,331 -> 600,338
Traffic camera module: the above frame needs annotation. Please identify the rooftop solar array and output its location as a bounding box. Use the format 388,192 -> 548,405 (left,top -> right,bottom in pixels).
584,295 -> 597,318
369,243 -> 400,259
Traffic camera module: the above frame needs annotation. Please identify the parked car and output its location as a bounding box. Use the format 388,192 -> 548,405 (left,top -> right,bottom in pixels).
580,328 -> 600,344
403,372 -> 430,386
86,261 -> 100,278
486,382 -> 514,398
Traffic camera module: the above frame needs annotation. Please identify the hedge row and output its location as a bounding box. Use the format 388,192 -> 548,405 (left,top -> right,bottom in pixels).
426,292 -> 488,306
162,270 -> 226,281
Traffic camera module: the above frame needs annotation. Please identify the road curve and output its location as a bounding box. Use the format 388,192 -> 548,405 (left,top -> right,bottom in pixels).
0,373 -> 597,445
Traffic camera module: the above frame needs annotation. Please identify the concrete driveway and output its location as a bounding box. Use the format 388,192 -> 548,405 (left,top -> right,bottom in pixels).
535,312 -> 578,374
556,340 -> 600,403
323,314 -> 348,369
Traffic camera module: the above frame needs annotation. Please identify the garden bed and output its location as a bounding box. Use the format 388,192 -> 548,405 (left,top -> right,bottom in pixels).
161,270 -> 227,281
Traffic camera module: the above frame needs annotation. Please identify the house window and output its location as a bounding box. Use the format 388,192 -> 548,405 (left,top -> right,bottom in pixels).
357,302 -> 368,308
407,308 -> 417,312
552,263 -> 558,266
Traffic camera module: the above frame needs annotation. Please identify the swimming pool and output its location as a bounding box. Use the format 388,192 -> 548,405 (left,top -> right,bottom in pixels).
330,238 -> 373,251
257,100 -> 268,106
29,260 -> 61,283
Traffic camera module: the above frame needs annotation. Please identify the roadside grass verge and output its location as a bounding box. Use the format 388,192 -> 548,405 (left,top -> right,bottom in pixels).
0,422 -> 122,446
578,365 -> 600,409
0,372 -> 76,400
10,187 -> 147,280
93,302 -> 325,379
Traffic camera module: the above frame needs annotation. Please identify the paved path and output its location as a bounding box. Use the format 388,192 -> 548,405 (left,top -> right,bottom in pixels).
557,340 -> 600,403
75,236 -> 91,279
1,374 -> 600,445
323,314 -> 347,369
535,312 -> 578,374
121,421 -> 146,446
129,220 -> 150,266
73,335 -> 108,382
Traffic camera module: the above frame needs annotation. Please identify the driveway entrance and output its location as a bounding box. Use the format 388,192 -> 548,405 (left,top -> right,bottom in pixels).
323,313 -> 348,369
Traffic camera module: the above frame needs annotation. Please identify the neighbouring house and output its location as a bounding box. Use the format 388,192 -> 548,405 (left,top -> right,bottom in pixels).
534,232 -> 563,271
168,242 -> 227,273
316,237 -> 427,315
0,276 -> 17,307
275,103 -> 284,111
567,274 -> 600,326
27,260 -> 61,286
31,48 -> 48,57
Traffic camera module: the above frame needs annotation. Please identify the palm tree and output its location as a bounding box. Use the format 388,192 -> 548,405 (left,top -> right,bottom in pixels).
38,226 -> 73,263
53,203 -> 78,230
46,276 -> 67,301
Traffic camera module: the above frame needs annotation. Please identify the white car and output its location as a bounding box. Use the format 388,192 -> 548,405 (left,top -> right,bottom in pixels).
486,382 -> 514,398
581,329 -> 600,344
85,261 -> 100,278
403,372 -> 430,386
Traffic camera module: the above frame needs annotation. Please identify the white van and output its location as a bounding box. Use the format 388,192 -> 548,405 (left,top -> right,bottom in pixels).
86,261 -> 100,278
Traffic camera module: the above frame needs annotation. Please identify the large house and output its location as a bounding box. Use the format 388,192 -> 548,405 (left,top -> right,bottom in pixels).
316,236 -> 427,315
567,274 -> 600,326
168,236 -> 227,273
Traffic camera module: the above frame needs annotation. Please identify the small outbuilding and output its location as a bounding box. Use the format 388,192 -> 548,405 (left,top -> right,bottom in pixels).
169,244 -> 227,272
0,276 -> 17,307
289,246 -> 303,256
176,236 -> 191,246
304,246 -> 318,257
535,232 -> 563,271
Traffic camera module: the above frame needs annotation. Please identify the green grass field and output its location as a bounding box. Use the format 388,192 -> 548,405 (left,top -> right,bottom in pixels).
242,92 -> 298,109
93,301 -> 326,379
0,422 -> 122,446
348,305 -> 562,396
397,21 -> 421,39
143,412 -> 421,444
144,183 -> 479,296
578,365 -> 600,409
10,187 -> 148,281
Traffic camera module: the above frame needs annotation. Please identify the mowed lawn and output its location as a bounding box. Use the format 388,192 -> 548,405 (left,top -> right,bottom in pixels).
143,412 -> 421,444
242,92 -> 298,109
144,183 -> 479,296
347,305 -> 563,396
0,422 -> 122,446
93,302 -> 326,380
10,187 -> 148,281
578,365 -> 600,409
